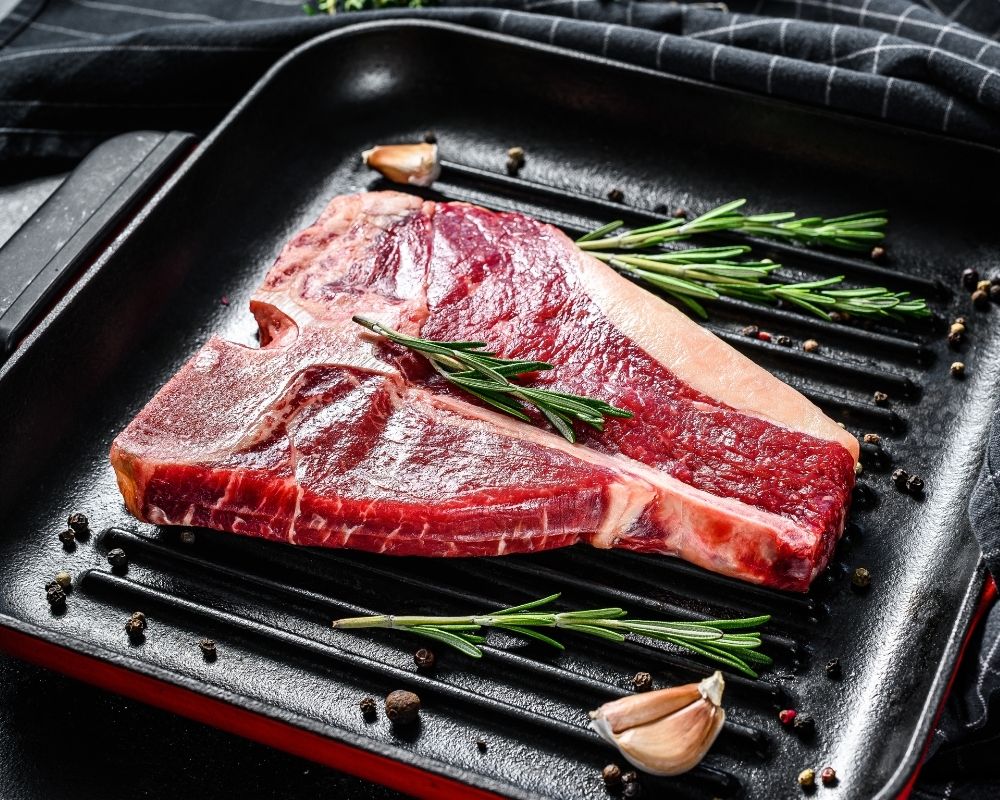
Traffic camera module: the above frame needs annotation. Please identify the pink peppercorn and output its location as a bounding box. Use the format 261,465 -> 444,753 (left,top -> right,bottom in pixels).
779,709 -> 797,726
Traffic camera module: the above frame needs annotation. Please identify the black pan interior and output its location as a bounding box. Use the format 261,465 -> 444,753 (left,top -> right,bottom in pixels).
1,21 -> 999,800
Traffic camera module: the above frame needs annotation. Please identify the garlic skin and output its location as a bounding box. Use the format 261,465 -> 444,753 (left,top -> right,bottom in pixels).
361,143 -> 440,187
588,671 -> 725,777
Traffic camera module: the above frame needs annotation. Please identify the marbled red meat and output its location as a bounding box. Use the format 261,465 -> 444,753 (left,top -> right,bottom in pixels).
111,192 -> 858,591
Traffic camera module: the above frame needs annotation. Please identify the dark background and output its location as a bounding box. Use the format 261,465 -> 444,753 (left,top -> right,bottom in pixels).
0,653 -> 401,800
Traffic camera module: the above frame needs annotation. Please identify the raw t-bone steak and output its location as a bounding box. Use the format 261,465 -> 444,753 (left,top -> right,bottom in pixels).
111,191 -> 858,591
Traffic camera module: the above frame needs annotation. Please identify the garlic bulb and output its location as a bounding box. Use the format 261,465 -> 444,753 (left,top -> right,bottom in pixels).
588,671 -> 725,776
361,143 -> 440,187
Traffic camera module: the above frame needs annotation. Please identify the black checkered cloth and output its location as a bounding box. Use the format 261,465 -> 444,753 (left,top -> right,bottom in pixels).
2,1 -> 1000,797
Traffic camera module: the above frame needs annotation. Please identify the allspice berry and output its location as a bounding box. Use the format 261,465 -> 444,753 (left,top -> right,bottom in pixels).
972,289 -> 990,309
385,690 -> 421,725
601,763 -> 622,788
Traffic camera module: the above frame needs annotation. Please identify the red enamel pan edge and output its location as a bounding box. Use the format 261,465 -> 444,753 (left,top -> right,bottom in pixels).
897,575 -> 998,800
2,574 -> 995,800
0,621 -> 507,800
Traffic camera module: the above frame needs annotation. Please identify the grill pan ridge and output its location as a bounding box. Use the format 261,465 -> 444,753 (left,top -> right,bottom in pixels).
1,21 -> 999,800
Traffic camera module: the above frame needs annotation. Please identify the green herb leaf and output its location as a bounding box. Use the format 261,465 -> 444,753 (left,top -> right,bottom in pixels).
332,595 -> 771,676
578,200 -> 929,322
353,317 -> 633,442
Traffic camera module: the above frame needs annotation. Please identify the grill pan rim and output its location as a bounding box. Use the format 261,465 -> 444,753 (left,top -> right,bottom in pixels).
1,19 -> 998,800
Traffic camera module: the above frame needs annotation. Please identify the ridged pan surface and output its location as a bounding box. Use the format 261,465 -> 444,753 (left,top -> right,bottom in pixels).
1,21 -> 999,800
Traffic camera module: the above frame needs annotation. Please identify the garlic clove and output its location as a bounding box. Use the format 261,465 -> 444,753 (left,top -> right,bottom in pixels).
611,696 -> 725,776
589,683 -> 701,734
361,143 -> 440,187
588,671 -> 726,777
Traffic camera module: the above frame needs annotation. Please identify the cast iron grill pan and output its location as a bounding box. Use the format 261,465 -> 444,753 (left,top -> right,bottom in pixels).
1,22 -> 999,800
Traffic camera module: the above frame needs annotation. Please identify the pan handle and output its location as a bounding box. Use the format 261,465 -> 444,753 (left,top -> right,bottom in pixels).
0,131 -> 195,359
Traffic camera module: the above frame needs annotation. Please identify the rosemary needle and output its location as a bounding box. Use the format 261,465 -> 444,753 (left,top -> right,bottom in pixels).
577,200 -> 930,321
332,593 -> 772,677
353,316 -> 632,443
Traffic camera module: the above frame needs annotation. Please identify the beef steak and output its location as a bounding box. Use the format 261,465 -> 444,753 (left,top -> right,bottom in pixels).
111,191 -> 858,591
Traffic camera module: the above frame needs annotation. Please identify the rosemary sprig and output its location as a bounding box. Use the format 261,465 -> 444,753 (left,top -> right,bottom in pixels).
577,201 -> 930,321
578,199 -> 887,251
332,593 -> 772,677
353,316 -> 632,442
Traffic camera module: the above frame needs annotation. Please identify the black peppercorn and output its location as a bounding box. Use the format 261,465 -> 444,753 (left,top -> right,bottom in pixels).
825,658 -> 842,678
961,268 -> 979,291
632,671 -> 653,692
601,763 -> 622,788
130,611 -> 147,629
948,330 -> 964,349
906,474 -> 924,495
972,289 -> 990,309
385,690 -> 421,725
851,567 -> 872,590
422,130 -> 437,144
179,529 -> 196,545
622,782 -> 642,798
829,311 -> 847,323
652,203 -> 668,215
108,548 -> 128,571
476,738 -> 487,753
125,617 -> 145,639
792,714 -> 816,736
67,512 -> 89,536
607,188 -> 625,204
359,697 -> 377,719
199,638 -> 217,661
776,335 -> 792,347
414,648 -> 435,670
621,771 -> 638,784
991,284 -> 1000,303
873,391 -> 889,406
820,767 -> 838,786
871,246 -> 886,262
741,324 -> 759,337
672,208 -> 687,219
863,433 -> 881,446
58,528 -> 76,547
46,584 -> 66,608
892,468 -> 910,490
